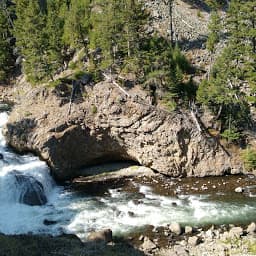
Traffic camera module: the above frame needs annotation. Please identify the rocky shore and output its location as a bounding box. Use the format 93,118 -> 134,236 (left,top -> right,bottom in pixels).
138,222 -> 256,256
1,222 -> 255,256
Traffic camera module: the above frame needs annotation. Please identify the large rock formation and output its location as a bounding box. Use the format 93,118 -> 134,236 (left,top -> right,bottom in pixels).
4,81 -> 242,180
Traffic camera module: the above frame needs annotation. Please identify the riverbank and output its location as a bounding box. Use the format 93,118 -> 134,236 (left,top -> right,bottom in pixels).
1,222 -> 256,256
0,233 -> 145,256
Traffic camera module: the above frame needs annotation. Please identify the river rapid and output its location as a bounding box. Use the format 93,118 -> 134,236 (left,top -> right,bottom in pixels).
0,112 -> 256,241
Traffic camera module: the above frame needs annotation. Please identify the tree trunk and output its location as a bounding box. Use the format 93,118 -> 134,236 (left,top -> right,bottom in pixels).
252,19 -> 256,53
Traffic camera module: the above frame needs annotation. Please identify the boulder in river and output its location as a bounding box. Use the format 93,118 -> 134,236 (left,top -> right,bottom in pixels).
12,171 -> 47,206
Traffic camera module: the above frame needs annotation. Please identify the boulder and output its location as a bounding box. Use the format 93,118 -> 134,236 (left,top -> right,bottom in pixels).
13,171 -> 47,206
247,222 -> 256,234
87,229 -> 112,243
205,229 -> 214,239
229,227 -> 243,238
169,222 -> 182,235
185,226 -> 193,234
140,237 -> 157,251
188,236 -> 200,246
0,153 -> 3,160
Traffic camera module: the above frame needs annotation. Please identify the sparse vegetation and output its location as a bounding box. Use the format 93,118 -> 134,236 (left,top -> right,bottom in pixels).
91,105 -> 97,114
241,147 -> 256,172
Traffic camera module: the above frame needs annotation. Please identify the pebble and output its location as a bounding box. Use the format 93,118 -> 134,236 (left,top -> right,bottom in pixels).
139,235 -> 144,241
235,187 -> 244,193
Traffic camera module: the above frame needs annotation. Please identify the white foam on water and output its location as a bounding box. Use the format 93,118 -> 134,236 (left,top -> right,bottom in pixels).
65,186 -> 256,240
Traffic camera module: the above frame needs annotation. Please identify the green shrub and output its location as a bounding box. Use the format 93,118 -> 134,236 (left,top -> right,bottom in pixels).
69,61 -> 77,70
197,10 -> 203,18
241,148 -> 256,172
220,129 -> 241,143
91,105 -> 97,114
0,70 -> 7,81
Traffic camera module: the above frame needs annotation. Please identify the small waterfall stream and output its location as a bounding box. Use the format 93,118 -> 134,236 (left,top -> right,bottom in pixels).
0,112 -> 256,241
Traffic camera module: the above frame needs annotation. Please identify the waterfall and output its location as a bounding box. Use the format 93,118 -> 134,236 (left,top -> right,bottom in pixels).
0,112 -> 69,235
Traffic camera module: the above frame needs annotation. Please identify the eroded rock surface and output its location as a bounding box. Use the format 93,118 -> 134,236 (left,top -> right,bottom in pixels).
4,81 -> 242,180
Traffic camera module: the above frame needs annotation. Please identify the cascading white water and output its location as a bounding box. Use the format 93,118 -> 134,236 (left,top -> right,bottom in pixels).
0,112 -> 256,240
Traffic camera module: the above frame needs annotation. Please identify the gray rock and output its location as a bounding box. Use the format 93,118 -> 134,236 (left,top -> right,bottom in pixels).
205,229 -> 214,239
141,237 -> 157,251
138,235 -> 144,241
185,226 -> 193,234
87,229 -> 112,243
188,236 -> 200,246
169,222 -> 182,235
229,227 -> 243,238
235,187 -> 244,193
12,171 -> 47,206
247,222 -> 256,234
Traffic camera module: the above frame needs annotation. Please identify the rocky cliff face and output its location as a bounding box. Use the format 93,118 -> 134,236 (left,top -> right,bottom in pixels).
3,80 -> 242,180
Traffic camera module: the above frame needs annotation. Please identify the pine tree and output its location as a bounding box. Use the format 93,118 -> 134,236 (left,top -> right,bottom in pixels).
63,0 -> 91,48
197,0 -> 255,133
206,11 -> 221,54
0,1 -> 14,81
14,0 -> 49,82
44,0 -> 65,80
206,10 -> 221,81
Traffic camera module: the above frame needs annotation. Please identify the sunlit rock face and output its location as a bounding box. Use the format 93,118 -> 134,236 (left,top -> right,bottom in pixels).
4,82 -> 241,180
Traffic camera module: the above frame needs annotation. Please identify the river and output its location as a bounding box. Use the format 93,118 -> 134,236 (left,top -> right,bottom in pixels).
0,112 -> 256,241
